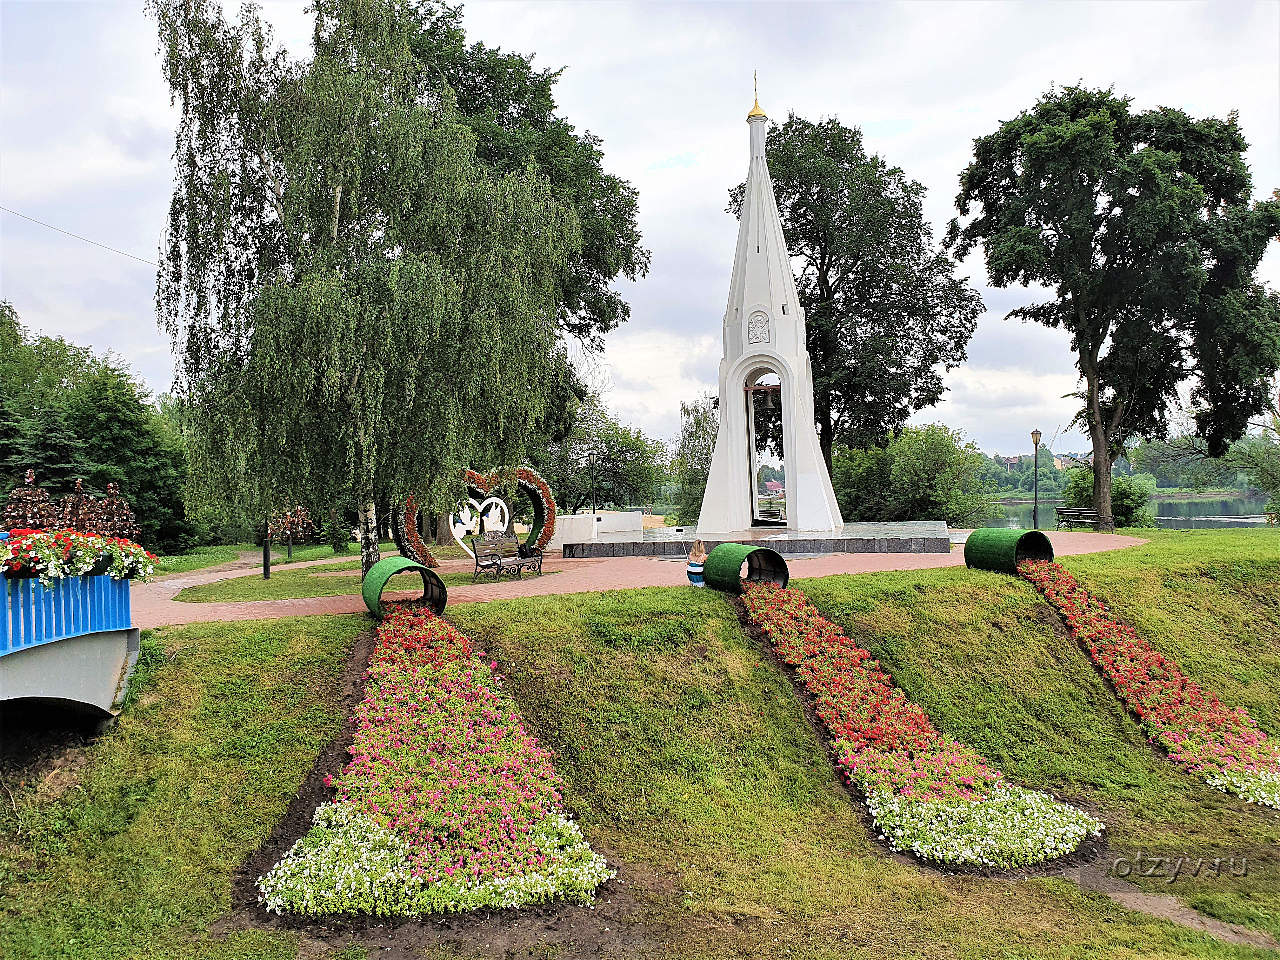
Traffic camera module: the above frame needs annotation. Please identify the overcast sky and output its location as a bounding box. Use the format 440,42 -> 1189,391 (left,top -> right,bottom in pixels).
2,0 -> 1278,457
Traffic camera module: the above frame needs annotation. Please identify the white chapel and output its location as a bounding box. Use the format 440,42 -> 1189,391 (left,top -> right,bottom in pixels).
697,85 -> 844,536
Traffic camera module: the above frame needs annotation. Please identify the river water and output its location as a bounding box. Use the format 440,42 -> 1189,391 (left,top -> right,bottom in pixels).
985,494 -> 1272,530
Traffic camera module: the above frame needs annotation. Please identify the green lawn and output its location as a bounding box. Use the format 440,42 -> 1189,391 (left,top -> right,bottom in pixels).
3,530 -> 1278,958
156,540 -> 461,575
799,528 -> 1280,940
0,616 -> 366,960
155,543 -> 254,574
174,558 -> 556,603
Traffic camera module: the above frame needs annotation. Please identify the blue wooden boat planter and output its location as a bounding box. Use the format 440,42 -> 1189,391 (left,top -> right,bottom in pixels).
1,561 -> 140,717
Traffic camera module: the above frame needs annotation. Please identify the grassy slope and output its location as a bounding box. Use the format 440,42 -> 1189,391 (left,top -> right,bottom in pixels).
450,587 -> 1265,959
4,532 -> 1277,959
1065,530 -> 1280,929
174,558 -> 553,603
0,616 -> 366,960
800,529 -> 1280,940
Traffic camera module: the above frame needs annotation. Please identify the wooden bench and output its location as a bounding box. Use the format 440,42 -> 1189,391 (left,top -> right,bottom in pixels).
1055,507 -> 1113,529
471,532 -> 542,582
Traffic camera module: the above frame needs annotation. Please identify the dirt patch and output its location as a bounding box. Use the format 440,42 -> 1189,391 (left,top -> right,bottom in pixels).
231,860 -> 659,960
0,702 -> 100,807
223,613 -> 662,959
1064,862 -> 1279,950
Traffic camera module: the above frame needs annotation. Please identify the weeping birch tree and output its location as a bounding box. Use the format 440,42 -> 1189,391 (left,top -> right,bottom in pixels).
150,0 -> 581,572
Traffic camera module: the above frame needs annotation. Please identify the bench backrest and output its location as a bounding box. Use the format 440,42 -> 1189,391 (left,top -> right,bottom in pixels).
474,532 -> 521,560
1056,507 -> 1099,517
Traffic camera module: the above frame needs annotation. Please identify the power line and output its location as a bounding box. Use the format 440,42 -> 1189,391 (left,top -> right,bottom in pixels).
0,204 -> 157,267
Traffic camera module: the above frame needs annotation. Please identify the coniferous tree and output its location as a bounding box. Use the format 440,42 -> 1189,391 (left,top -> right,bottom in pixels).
18,404 -> 86,497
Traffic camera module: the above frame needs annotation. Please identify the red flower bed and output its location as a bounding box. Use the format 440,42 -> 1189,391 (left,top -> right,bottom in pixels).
742,582 -> 1000,800
1020,559 -> 1280,808
259,603 -> 611,915
741,582 -> 1100,866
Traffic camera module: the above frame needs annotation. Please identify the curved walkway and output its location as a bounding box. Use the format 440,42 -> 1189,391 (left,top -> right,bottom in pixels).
132,531 -> 1146,629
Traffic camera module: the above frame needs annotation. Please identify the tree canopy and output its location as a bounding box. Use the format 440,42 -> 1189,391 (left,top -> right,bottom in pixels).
533,396 -> 666,514
830,425 -> 998,527
0,301 -> 193,550
671,394 -> 717,524
949,84 -> 1280,528
150,0 -> 625,569
729,114 -> 983,464
398,2 -> 650,347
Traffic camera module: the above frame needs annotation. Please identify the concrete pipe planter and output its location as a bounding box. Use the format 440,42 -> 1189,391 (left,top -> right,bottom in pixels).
963,528 -> 1054,574
362,555 -> 447,618
703,543 -> 790,593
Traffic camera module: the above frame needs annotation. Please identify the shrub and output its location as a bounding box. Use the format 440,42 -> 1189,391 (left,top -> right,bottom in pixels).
1063,469 -> 1157,527
832,425 -> 998,526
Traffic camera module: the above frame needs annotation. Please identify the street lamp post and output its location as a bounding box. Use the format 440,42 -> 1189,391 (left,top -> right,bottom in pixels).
1031,429 -> 1042,530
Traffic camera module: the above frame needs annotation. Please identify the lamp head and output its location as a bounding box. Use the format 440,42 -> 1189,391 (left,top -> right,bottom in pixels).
1031,429 -> 1042,447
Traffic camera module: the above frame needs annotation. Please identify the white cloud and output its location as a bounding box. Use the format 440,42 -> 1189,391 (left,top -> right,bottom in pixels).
1,0 -> 1276,455
599,329 -> 720,441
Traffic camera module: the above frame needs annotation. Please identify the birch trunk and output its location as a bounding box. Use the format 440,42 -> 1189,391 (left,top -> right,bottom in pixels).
358,499 -> 380,576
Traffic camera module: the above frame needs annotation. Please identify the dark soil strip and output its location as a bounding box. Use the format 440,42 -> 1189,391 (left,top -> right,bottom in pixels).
231,624 -> 378,907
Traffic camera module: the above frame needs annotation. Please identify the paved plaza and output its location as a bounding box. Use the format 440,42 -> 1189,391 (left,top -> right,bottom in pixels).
131,531 -> 1147,629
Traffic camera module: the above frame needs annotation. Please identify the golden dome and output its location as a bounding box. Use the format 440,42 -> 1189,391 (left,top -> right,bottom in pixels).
747,99 -> 767,120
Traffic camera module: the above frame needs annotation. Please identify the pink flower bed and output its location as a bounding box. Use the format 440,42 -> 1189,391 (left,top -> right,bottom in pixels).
742,582 -> 1099,867
335,605 -> 563,883
259,604 -> 611,915
1020,559 -> 1280,808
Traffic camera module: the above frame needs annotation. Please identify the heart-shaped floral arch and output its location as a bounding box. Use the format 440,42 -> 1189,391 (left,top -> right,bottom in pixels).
393,466 -> 557,566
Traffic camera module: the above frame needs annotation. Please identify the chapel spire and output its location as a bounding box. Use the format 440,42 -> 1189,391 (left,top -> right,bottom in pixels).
747,70 -> 767,120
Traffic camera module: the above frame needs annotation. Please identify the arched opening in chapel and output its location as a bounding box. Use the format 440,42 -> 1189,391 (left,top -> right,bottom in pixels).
745,369 -> 786,526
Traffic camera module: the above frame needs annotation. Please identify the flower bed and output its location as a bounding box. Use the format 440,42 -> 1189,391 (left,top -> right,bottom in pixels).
259,605 -> 611,916
741,582 -> 1101,868
3,528 -> 155,586
1020,559 -> 1280,809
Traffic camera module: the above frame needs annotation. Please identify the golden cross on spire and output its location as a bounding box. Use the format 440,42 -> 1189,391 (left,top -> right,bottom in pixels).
747,70 -> 767,119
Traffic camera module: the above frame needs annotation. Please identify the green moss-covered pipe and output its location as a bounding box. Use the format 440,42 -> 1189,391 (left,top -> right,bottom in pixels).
704,543 -> 790,593
362,555 -> 447,618
963,528 -> 1054,574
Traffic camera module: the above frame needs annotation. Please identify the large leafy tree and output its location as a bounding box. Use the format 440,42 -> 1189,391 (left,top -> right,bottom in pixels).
150,0 -> 585,572
729,114 -> 983,466
394,3 -> 650,347
671,394 -> 717,524
949,85 -> 1280,529
534,396 -> 666,514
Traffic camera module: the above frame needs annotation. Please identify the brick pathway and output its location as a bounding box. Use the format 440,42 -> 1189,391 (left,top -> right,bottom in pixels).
131,531 -> 1146,629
